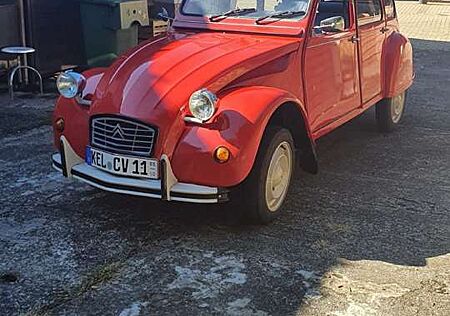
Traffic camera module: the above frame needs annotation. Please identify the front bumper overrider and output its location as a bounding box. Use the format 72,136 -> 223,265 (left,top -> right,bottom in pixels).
52,136 -> 229,204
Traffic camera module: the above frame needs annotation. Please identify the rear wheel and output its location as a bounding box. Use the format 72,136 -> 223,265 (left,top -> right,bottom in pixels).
376,91 -> 407,132
236,127 -> 295,224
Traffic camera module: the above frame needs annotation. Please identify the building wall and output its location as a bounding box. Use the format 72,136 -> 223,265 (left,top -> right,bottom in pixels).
0,1 -> 20,48
23,0 -> 86,74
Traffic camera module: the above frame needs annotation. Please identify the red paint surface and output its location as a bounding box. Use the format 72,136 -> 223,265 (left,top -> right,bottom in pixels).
54,0 -> 414,187
304,2 -> 361,133
172,87 -> 307,186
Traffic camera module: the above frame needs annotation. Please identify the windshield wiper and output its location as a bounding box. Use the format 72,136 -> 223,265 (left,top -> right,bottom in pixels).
210,8 -> 257,22
255,10 -> 306,24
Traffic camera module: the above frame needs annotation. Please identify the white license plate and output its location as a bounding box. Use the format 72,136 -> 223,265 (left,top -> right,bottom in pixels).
86,147 -> 159,179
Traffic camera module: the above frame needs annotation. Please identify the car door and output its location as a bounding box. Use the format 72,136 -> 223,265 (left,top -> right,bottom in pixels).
305,0 -> 361,132
355,0 -> 386,104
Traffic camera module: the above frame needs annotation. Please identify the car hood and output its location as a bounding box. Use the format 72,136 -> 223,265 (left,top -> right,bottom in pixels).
90,31 -> 300,156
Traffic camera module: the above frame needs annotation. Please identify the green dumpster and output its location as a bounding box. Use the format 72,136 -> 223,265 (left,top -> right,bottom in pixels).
80,0 -> 149,67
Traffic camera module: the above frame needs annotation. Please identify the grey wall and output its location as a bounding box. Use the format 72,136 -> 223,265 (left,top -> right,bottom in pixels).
0,3 -> 20,48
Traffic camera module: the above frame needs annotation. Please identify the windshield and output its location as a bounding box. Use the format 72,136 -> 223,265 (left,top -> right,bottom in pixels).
182,0 -> 310,20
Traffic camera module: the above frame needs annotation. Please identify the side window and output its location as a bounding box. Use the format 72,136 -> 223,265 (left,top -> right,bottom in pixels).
384,0 -> 396,19
314,0 -> 351,30
356,0 -> 383,26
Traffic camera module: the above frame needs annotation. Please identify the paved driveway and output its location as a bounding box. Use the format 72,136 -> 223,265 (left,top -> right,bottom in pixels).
1,2 -> 449,315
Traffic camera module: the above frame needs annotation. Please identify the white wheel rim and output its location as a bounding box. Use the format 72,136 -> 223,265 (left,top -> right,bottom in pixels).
391,93 -> 405,124
265,141 -> 293,212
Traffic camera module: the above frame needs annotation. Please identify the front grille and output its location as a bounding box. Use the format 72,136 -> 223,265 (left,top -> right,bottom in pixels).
91,116 -> 156,157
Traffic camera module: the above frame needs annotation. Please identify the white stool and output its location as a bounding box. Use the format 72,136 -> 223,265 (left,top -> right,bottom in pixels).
1,46 -> 43,100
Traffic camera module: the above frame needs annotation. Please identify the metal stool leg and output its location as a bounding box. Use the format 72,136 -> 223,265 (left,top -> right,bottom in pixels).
6,60 -> 13,98
8,66 -> 16,100
17,57 -> 23,84
9,65 -> 44,100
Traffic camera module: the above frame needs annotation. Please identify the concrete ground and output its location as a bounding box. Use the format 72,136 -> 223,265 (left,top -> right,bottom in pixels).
1,2 -> 449,315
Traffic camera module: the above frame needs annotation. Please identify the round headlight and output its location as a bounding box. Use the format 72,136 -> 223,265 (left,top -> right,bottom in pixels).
189,89 -> 218,122
56,71 -> 86,99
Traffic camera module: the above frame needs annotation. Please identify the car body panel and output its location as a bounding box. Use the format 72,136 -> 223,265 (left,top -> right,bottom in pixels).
172,87 -> 309,187
90,32 -> 301,160
304,7 -> 361,133
383,31 -> 414,98
53,97 -> 89,156
358,19 -> 386,104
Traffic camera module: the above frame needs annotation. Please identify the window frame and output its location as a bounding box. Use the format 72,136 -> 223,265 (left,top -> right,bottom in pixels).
311,0 -> 354,36
180,0 -> 311,21
356,0 -> 384,27
383,0 -> 397,20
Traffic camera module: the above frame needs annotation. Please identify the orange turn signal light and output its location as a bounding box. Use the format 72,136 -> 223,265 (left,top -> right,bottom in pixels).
214,146 -> 230,163
55,118 -> 65,132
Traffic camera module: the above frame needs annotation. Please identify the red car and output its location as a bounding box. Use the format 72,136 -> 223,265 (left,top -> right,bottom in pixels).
52,0 -> 413,223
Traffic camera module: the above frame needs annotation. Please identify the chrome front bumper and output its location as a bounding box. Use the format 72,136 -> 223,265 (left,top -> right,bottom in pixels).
52,137 -> 228,204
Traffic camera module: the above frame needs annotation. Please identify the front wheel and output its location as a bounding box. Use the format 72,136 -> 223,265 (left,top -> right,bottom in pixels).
236,127 -> 295,224
376,91 -> 407,133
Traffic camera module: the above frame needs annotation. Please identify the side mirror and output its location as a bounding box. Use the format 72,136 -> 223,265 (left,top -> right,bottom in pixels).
157,7 -> 173,23
314,16 -> 345,33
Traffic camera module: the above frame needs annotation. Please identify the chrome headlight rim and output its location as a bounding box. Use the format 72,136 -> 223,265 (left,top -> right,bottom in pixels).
188,88 -> 218,122
56,71 -> 86,99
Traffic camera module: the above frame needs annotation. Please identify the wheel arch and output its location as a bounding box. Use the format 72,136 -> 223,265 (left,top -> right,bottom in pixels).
266,102 -> 318,174
383,32 -> 414,98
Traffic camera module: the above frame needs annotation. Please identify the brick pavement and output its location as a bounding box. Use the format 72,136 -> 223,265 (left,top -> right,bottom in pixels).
397,1 -> 450,41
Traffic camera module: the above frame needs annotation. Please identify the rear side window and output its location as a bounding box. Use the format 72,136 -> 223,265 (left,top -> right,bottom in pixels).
356,0 -> 382,26
384,0 -> 396,19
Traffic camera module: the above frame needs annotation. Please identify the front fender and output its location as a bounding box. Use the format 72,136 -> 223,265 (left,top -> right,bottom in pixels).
171,86 -> 311,188
383,32 -> 414,98
53,68 -> 105,155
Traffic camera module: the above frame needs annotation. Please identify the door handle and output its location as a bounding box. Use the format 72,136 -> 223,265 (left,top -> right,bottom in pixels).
350,35 -> 360,43
381,27 -> 390,34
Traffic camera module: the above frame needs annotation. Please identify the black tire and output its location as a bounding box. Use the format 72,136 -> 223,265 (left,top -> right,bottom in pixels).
234,127 -> 295,224
376,91 -> 407,133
